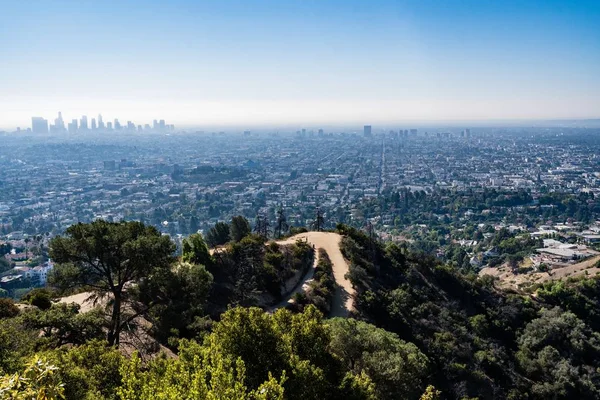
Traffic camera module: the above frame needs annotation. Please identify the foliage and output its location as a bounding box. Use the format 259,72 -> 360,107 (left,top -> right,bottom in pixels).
0,297 -> 20,319
45,340 -> 123,400
516,307 -> 600,399
205,221 -> 231,247
182,233 -> 213,267
136,260 -> 213,343
290,249 -> 335,315
0,355 -> 65,400
208,236 -> 313,311
23,288 -> 54,310
20,303 -> 105,348
328,318 -> 429,399
230,215 -> 252,242
118,344 -> 286,400
49,220 -> 176,346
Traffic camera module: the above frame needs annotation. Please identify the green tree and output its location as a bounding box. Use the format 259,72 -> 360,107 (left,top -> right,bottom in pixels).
49,220 -> 176,346
117,343 -> 286,400
275,207 -> 289,239
230,216 -> 251,242
47,340 -> 124,400
182,233 -> 213,267
328,318 -> 429,399
136,261 -> 213,342
24,288 -> 54,310
206,222 -> 230,247
21,303 -> 105,348
0,298 -> 19,319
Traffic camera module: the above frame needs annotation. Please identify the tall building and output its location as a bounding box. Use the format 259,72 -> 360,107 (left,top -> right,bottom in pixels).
68,119 -> 78,133
53,112 -> 65,132
106,121 -> 113,130
114,119 -> 121,130
98,114 -> 105,129
91,118 -> 97,130
80,115 -> 88,130
31,117 -> 49,134
153,120 -> 158,130
159,119 -> 166,131
363,125 -> 372,136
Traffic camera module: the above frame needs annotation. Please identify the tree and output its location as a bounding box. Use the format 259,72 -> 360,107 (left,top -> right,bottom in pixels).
24,237 -> 31,260
47,340 -> 124,400
182,233 -> 212,267
312,208 -> 325,232
21,303 -> 105,348
24,288 -> 53,310
49,220 -> 176,346
136,261 -> 213,342
230,216 -> 251,242
206,222 -> 230,247
275,207 -> 289,239
328,318 -> 429,399
254,215 -> 270,239
189,215 -> 199,234
0,298 -> 19,319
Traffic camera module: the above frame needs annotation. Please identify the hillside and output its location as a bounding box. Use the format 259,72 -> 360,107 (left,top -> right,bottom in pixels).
4,221 -> 600,399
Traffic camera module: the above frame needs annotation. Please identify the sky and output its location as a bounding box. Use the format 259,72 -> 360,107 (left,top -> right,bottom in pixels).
0,0 -> 599,129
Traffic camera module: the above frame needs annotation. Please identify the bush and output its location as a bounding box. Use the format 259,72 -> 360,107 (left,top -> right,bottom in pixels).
23,288 -> 54,310
0,298 -> 20,319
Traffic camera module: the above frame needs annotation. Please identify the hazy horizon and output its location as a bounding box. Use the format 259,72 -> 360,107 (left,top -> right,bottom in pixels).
1,0 -> 599,130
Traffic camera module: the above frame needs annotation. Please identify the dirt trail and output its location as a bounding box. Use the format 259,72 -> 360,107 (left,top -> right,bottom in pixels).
58,292 -> 100,313
275,232 -> 354,317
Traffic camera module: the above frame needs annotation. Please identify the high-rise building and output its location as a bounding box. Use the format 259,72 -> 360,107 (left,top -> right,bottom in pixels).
53,112 -> 65,132
106,121 -> 113,130
98,114 -> 105,129
114,119 -> 121,130
31,117 -> 49,134
153,120 -> 158,130
127,121 -> 135,130
363,125 -> 372,136
68,119 -> 78,133
80,115 -> 88,130
159,119 -> 166,131
91,118 -> 97,130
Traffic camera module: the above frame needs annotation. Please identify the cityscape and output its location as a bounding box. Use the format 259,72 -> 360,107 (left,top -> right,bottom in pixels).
25,112 -> 175,135
2,1 -> 600,399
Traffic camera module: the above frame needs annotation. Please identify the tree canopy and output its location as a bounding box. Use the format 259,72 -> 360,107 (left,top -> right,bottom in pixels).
50,220 -> 176,346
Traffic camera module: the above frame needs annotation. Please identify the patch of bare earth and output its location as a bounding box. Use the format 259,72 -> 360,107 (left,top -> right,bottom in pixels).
480,255 -> 600,290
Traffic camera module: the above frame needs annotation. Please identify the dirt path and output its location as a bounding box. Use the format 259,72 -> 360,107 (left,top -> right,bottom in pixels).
274,232 -> 355,317
267,248 -> 319,312
58,291 -> 100,313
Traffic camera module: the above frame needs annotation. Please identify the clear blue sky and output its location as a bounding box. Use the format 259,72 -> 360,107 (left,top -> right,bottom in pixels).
1,0 -> 599,128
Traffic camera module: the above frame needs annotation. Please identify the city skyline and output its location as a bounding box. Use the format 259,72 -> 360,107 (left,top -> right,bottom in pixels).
27,111 -> 174,134
1,1 -> 599,129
